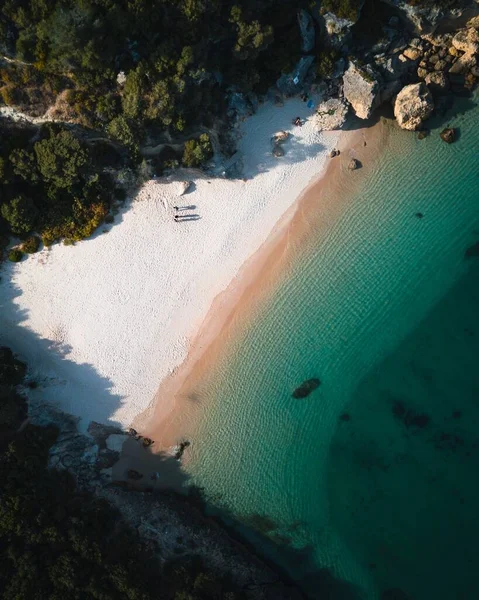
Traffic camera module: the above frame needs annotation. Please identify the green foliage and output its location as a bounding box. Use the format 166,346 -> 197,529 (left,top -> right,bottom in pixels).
107,115 -> 140,156
21,235 -> 40,253
182,134 -> 213,168
34,128 -> 88,189
321,0 -> 363,21
1,195 -> 38,235
229,6 -> 274,60
7,248 -> 24,262
316,49 -> 340,79
0,346 -> 246,600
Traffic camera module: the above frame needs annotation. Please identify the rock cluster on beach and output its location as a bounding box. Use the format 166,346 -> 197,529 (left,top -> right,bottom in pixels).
306,6 -> 479,134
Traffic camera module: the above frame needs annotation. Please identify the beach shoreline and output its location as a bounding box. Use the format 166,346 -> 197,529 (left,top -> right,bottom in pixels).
1,97 -> 343,433
117,116 -> 392,484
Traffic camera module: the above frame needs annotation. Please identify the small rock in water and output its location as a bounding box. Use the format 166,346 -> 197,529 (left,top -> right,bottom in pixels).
440,127 -> 456,143
292,378 -> 321,399
142,437 -> 154,448
128,428 -> 137,437
339,412 -> 351,422
415,212 -> 424,219
348,158 -> 361,170
174,440 -> 191,460
417,130 -> 428,140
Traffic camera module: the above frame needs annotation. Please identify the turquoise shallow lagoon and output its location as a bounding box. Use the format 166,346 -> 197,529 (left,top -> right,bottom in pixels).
183,93 -> 479,599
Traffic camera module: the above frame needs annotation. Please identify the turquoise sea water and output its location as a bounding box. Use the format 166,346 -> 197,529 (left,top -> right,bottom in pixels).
184,93 -> 479,599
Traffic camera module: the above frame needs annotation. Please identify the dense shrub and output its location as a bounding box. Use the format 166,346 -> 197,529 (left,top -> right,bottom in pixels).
21,236 -> 40,254
182,134 -> 213,168
7,248 -> 23,262
0,347 -> 246,600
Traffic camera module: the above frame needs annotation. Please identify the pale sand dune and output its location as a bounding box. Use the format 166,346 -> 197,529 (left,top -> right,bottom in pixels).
0,98 -> 340,431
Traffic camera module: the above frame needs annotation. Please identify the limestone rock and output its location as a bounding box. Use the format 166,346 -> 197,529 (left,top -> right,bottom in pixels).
314,97 -> 349,130
343,61 -> 380,120
434,59 -> 448,72
417,67 -> 428,79
466,15 -> 479,30
271,131 -> 290,157
348,158 -> 361,170
440,127 -> 456,143
297,9 -> 315,53
449,50 -> 477,75
452,28 -> 479,55
394,82 -> 434,131
425,71 -> 449,92
329,148 -> 340,158
403,47 -> 422,61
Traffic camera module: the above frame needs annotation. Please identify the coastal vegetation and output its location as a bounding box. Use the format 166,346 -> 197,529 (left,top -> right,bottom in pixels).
0,346 -> 245,600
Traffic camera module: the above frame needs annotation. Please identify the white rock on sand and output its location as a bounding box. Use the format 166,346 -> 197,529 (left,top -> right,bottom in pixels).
0,98 -> 340,431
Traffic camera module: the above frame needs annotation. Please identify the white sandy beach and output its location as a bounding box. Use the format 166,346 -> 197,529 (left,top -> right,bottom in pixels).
0,98 -> 340,431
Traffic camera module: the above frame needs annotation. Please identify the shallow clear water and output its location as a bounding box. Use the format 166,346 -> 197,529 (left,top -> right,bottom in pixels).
184,93 -> 479,599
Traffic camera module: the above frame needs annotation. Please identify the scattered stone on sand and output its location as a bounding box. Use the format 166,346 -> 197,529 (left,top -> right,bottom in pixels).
128,427 -> 137,436
348,158 -> 361,170
127,469 -> 143,480
329,148 -> 340,158
440,127 -> 456,143
271,130 -> 289,157
179,180 -> 193,196
394,82 -> 434,131
292,378 -> 321,399
174,440 -> 191,460
465,241 -> 479,258
142,437 -> 154,448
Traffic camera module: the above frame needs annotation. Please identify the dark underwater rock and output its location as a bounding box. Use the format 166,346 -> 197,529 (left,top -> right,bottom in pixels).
292,378 -> 321,399
440,127 -> 456,143
465,241 -> 479,258
174,440 -> 190,460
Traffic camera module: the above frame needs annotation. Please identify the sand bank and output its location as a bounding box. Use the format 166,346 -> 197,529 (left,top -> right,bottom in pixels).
0,97 -> 341,431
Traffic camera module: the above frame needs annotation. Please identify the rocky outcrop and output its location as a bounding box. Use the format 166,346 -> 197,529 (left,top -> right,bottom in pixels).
379,0 -> 475,34
276,56 -> 315,96
298,9 -> 315,53
314,97 -> 349,130
343,61 -> 380,120
452,27 -> 479,55
394,82 -> 434,131
449,28 -> 479,75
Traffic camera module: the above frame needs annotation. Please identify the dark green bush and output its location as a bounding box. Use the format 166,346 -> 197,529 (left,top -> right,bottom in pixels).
22,236 -> 40,253
8,248 -> 24,262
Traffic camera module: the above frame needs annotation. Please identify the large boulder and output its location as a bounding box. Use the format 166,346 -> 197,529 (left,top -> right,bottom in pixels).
452,28 -> 479,55
314,97 -> 349,130
394,82 -> 434,130
343,61 -> 381,120
298,10 -> 315,53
